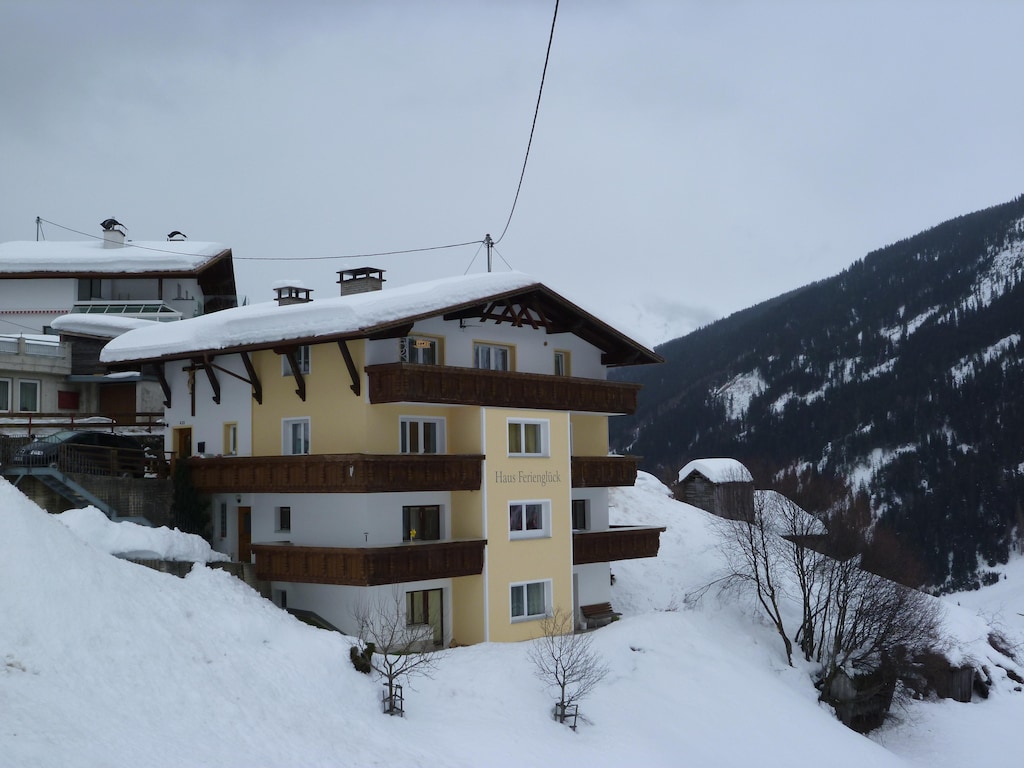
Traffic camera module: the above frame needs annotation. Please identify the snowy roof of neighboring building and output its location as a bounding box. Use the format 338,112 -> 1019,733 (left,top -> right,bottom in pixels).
101,271 -> 663,367
677,458 -> 753,484
755,490 -> 827,536
0,239 -> 230,275
50,314 -> 159,339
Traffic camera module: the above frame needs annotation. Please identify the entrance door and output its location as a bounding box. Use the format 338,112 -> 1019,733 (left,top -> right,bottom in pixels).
238,506 -> 252,563
174,427 -> 192,459
407,588 -> 443,646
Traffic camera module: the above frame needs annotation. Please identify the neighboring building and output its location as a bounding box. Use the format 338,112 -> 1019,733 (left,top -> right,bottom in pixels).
676,457 -> 754,520
0,222 -> 237,426
101,269 -> 664,644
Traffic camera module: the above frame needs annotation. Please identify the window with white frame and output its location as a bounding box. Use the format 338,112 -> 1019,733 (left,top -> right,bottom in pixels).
0,378 -> 10,412
510,580 -> 550,622
400,417 -> 445,454
571,498 -> 589,531
223,422 -> 238,455
276,506 -> 292,532
18,380 -> 40,413
509,500 -> 549,539
401,335 -> 442,365
507,419 -> 548,456
282,418 -> 310,455
554,350 -> 570,376
473,342 -> 512,371
282,345 -> 311,376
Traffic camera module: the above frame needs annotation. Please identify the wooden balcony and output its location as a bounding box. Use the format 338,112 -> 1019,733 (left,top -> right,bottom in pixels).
573,526 -> 666,565
366,363 -> 641,414
571,455 -> 639,488
251,539 -> 487,586
187,453 -> 483,494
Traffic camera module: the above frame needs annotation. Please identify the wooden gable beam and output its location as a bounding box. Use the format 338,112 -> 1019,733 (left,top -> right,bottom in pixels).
239,351 -> 263,405
443,305 -> 487,322
367,323 -> 414,340
156,363 -> 172,408
337,341 -> 361,396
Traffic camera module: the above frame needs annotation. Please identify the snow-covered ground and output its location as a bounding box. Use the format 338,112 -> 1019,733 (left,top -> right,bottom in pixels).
2,474 -> 1022,767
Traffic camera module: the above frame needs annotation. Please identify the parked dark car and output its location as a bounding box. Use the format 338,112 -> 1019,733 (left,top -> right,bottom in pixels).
10,430 -> 148,477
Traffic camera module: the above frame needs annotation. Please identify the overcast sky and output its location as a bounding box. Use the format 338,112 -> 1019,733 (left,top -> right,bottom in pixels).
3,1 -> 1023,347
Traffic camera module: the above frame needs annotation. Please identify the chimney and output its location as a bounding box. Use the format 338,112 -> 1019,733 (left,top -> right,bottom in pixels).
100,218 -> 126,248
167,230 -> 187,241
273,282 -> 313,306
338,267 -> 385,296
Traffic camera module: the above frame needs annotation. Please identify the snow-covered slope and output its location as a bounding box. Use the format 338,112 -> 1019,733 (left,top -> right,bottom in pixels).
2,476 -> 1022,767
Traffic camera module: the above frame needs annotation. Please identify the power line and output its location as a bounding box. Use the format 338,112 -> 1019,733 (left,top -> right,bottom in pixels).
236,240 -> 483,261
494,0 -> 560,246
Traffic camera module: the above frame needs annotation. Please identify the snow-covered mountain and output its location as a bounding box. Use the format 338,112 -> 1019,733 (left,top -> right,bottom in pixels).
2,475 -> 1022,767
614,195 -> 1024,590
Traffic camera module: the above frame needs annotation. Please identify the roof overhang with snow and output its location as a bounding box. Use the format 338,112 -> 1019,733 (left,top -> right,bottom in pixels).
101,272 -> 663,368
677,458 -> 754,484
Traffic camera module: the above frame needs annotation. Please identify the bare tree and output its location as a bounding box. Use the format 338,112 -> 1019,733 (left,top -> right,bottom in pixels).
527,608 -> 609,724
715,491 -> 794,665
353,588 -> 447,715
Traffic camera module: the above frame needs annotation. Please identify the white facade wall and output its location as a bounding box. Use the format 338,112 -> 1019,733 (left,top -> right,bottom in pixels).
365,316 -> 605,379
572,487 -> 610,531
279,578 -> 453,642
163,356 -> 252,457
572,562 -> 612,615
0,279 -> 77,333
241,490 -> 452,549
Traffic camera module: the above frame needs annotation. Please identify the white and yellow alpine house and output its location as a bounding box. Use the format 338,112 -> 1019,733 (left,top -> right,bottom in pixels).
102,268 -> 664,644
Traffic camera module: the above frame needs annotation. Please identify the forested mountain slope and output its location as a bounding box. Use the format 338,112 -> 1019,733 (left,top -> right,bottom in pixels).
612,195 -> 1024,590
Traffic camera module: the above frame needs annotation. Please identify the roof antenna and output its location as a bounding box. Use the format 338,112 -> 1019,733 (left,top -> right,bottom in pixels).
484,233 -> 494,273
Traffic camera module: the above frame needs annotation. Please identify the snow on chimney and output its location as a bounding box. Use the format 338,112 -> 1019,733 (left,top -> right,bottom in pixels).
338,267 -> 385,296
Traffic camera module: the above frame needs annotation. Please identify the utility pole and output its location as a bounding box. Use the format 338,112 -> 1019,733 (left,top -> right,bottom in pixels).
484,233 -> 494,272
36,216 -> 42,241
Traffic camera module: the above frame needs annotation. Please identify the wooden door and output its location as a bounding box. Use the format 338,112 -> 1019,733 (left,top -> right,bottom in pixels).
238,506 -> 252,563
174,427 -> 192,459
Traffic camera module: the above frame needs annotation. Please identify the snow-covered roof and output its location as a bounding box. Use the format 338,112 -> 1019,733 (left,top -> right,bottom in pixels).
677,458 -> 753,484
755,490 -> 827,536
50,314 -> 159,339
0,239 -> 229,275
101,271 -> 661,366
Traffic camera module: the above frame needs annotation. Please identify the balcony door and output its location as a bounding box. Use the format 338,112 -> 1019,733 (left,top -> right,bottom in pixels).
238,506 -> 252,562
407,588 -> 443,646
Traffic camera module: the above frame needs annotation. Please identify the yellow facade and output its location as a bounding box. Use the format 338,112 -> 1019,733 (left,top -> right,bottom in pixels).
248,339 -> 580,643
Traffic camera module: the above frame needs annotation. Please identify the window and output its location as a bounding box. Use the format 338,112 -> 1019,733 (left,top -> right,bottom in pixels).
510,580 -> 550,622
508,419 -> 548,456
282,345 -> 311,375
400,417 -> 445,454
403,505 -> 441,541
219,503 -> 227,538
0,378 -> 10,412
276,506 -> 291,532
18,380 -> 40,413
572,499 -> 589,531
554,350 -> 570,376
401,335 -> 442,365
509,501 -> 549,539
474,342 -> 512,371
283,419 -> 310,455
223,422 -> 238,455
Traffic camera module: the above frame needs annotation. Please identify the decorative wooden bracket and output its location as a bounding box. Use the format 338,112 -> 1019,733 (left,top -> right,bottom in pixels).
337,340 -> 361,396
282,349 -> 306,401
156,363 -> 172,408
240,352 -> 263,404
197,358 -> 220,405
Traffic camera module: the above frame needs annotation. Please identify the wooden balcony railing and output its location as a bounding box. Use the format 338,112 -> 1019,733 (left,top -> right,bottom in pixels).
251,539 -> 487,586
366,363 -> 641,414
187,453 -> 484,494
571,455 -> 639,488
573,526 -> 666,565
